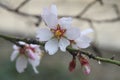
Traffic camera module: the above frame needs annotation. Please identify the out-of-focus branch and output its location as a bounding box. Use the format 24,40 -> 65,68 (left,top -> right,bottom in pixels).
0,34 -> 120,66
0,0 -> 120,26
0,1 -> 42,26
15,0 -> 30,11
77,0 -> 98,18
113,4 -> 120,17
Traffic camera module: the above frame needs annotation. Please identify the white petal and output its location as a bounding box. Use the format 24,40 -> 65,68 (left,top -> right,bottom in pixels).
18,41 -> 26,45
45,39 -> 59,55
81,28 -> 93,35
13,45 -> 19,50
41,5 -> 57,28
33,66 -> 39,74
80,35 -> 92,43
36,28 -> 53,41
29,56 -> 40,67
59,38 -> 70,52
50,4 -> 57,16
75,36 -> 91,48
16,55 -> 28,73
71,44 -> 79,49
28,55 -> 40,74
11,50 -> 19,61
30,44 -> 39,48
65,27 -> 80,40
58,17 -> 72,29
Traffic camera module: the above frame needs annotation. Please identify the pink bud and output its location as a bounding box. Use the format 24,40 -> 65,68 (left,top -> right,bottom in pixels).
78,55 -> 91,74
69,58 -> 76,72
83,64 -> 91,75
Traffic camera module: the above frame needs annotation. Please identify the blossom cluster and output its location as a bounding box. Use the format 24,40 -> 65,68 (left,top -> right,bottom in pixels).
11,5 -> 93,74
11,41 -> 42,74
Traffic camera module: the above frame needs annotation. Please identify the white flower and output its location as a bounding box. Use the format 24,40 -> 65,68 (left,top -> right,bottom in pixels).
71,28 -> 93,49
11,41 -> 42,74
36,5 -> 80,55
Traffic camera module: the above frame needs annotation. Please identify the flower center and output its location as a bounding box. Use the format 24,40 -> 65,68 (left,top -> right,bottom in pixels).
19,46 -> 35,55
19,46 -> 26,54
51,24 -> 66,39
55,30 -> 62,37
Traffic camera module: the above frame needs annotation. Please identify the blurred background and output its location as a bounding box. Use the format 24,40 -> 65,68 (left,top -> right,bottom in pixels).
0,0 -> 120,80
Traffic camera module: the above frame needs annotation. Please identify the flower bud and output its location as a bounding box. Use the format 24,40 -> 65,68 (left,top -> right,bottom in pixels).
78,55 -> 91,74
69,58 -> 76,72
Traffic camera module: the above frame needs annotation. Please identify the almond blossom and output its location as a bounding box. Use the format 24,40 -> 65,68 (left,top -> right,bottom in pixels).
71,28 -> 93,49
11,41 -> 42,74
36,5 -> 80,55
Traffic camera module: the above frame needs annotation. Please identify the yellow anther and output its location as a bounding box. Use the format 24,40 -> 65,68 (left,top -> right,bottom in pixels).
55,30 -> 62,37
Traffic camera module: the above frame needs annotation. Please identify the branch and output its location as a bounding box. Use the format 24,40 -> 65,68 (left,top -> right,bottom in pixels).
0,34 -> 120,66
15,0 -> 30,11
77,0 -> 98,18
0,2 -> 41,26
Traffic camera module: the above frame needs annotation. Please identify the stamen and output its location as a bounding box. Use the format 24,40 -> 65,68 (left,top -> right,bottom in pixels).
51,24 -> 66,39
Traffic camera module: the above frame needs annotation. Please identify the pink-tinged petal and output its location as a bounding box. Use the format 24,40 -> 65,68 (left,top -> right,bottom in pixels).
65,27 -> 80,40
81,28 -> 93,35
59,37 -> 70,52
29,44 -> 41,55
45,39 -> 59,55
36,28 -> 53,41
27,49 -> 36,60
16,55 -> 28,73
83,64 -> 91,75
41,5 -> 57,28
11,50 -> 19,61
58,17 -> 72,29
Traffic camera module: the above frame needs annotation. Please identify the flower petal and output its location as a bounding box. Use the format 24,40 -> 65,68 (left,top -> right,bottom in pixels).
41,5 -> 57,28
30,44 -> 39,49
58,17 -> 72,29
45,39 -> 59,55
36,28 -> 53,41
11,50 -> 19,61
13,45 -> 19,50
50,4 -> 57,16
18,41 -> 26,45
27,49 -> 36,60
71,44 -> 79,49
28,55 -> 40,74
75,35 -> 91,48
59,37 -> 70,52
16,55 -> 28,73
65,27 -> 80,40
81,28 -> 93,35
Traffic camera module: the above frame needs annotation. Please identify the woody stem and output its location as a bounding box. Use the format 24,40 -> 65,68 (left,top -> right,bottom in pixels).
0,34 -> 120,66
